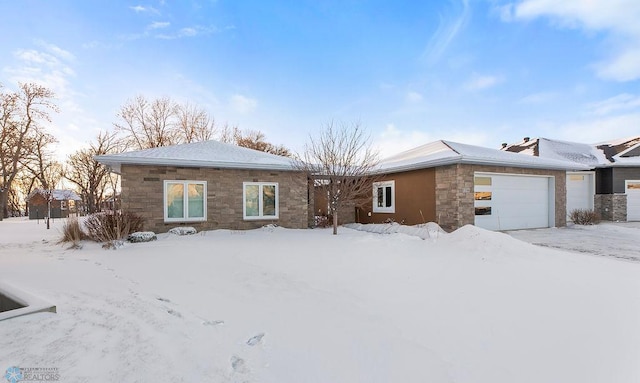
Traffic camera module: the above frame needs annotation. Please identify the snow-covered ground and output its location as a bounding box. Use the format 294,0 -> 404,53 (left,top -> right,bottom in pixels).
1,217 -> 640,383
507,222 -> 640,263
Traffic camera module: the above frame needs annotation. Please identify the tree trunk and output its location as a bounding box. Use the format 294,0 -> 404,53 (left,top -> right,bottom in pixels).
0,189 -> 7,220
332,211 -> 338,235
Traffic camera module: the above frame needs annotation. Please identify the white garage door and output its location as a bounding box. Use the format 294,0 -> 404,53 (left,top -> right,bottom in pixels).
474,173 -> 552,231
566,172 -> 594,218
626,181 -> 640,221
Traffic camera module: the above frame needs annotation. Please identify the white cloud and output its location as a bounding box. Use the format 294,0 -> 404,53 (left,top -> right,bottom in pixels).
230,94 -> 257,114
464,74 -> 504,91
155,25 -> 218,39
422,0 -> 470,64
587,93 -> 640,116
405,91 -> 423,103
179,27 -> 197,37
36,41 -> 75,62
543,113 -> 640,143
148,21 -> 170,30
130,5 -> 159,14
595,48 -> 640,82
374,124 -> 490,158
2,42 -> 100,158
505,0 -> 640,82
518,91 -> 557,104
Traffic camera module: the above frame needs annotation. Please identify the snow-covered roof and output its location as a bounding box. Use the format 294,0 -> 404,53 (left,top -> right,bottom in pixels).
504,136 -> 640,168
378,140 -> 589,173
95,140 -> 297,173
29,189 -> 81,201
595,136 -> 640,166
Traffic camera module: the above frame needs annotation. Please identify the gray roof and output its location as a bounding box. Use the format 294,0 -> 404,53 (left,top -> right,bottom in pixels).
379,140 -> 590,173
29,189 -> 81,201
95,140 -> 297,173
503,136 -> 640,168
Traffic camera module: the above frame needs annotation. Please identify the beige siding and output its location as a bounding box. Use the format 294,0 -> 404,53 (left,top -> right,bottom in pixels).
121,165 -> 309,233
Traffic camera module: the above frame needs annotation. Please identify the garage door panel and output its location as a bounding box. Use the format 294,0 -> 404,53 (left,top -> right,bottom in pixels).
475,174 -> 551,231
627,181 -> 640,221
566,173 -> 594,217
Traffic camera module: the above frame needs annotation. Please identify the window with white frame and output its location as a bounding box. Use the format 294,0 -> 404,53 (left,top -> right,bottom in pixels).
243,182 -> 279,220
164,180 -> 207,222
373,180 -> 395,213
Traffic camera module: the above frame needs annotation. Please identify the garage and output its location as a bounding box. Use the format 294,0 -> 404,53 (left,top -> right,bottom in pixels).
566,172 -> 595,218
474,173 -> 554,231
626,180 -> 640,221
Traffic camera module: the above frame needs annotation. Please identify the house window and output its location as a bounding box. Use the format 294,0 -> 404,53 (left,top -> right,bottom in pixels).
373,181 -> 395,213
164,180 -> 207,222
243,182 -> 279,220
474,175 -> 492,216
627,181 -> 640,190
60,200 -> 68,210
475,207 -> 492,215
474,176 -> 492,186
474,192 -> 492,201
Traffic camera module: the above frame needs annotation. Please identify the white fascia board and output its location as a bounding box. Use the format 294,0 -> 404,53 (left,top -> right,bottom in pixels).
458,157 -> 592,171
95,156 -> 297,172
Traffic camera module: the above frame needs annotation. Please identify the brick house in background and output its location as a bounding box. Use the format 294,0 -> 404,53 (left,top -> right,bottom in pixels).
355,140 -> 588,231
96,140 -> 309,234
28,189 -> 82,219
503,136 -> 640,222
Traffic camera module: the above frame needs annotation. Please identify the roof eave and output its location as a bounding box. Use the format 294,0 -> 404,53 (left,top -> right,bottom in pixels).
95,156 -> 297,172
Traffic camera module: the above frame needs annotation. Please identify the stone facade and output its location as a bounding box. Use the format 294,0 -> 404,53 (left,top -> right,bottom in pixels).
435,164 -> 567,231
121,165 -> 309,233
594,194 -> 627,221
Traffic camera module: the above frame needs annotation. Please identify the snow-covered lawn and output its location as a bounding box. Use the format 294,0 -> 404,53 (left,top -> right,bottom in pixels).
1,217 -> 640,383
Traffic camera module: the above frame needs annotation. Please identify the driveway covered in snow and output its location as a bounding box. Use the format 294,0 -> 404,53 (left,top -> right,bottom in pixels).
507,222 -> 640,263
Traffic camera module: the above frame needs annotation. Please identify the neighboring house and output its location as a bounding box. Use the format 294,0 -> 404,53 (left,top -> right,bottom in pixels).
355,140 -> 588,231
96,140 -> 309,233
28,189 -> 82,219
503,136 -> 640,222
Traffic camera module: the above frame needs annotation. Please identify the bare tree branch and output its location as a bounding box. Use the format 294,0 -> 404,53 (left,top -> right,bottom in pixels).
295,121 -> 380,234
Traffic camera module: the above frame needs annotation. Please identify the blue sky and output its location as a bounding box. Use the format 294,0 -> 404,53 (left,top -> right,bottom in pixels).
1,0 -> 639,158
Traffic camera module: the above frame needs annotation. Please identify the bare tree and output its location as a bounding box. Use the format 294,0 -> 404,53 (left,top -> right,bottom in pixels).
0,83 -> 58,219
233,129 -> 291,157
296,121 -> 380,234
114,95 -> 179,150
21,129 -> 60,188
175,103 -> 215,143
66,131 -> 120,214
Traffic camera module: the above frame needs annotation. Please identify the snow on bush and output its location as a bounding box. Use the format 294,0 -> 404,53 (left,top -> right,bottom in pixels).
128,231 -> 157,243
344,221 -> 447,240
168,226 -> 197,236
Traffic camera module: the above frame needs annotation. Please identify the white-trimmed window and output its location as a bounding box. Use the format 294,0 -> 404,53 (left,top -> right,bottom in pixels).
373,180 -> 395,213
243,182 -> 279,220
474,176 -> 492,216
164,180 -> 207,222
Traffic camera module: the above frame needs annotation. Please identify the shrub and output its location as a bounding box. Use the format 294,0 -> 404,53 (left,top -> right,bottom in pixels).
84,211 -> 144,245
569,209 -> 601,225
58,217 -> 87,248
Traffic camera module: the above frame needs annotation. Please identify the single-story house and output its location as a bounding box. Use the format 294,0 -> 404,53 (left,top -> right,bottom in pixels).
96,140 -> 310,233
503,136 -> 640,221
355,140 -> 589,231
28,189 -> 82,219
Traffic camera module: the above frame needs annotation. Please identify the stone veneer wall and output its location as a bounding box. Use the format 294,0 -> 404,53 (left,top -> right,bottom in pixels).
435,164 -> 567,231
594,194 -> 627,221
121,165 -> 309,233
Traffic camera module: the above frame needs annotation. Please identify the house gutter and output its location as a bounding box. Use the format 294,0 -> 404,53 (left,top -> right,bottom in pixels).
94,156 -> 298,173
